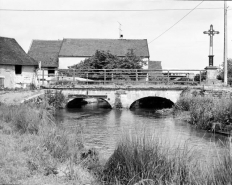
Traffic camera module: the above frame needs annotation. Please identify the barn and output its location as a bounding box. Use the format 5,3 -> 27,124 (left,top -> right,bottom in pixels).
0,36 -> 38,89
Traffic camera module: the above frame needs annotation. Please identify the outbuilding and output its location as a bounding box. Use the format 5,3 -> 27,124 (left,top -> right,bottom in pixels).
0,36 -> 38,89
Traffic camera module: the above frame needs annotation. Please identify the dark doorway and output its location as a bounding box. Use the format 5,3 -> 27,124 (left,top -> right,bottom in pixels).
15,65 -> 22,74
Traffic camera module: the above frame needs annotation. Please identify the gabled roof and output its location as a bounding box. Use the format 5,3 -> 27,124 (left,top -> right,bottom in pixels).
0,36 -> 37,66
28,40 -> 62,67
59,39 -> 149,58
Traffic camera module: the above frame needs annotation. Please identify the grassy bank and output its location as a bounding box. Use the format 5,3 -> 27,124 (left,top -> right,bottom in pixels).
173,93 -> 232,131
102,132 -> 232,185
0,102 -> 99,184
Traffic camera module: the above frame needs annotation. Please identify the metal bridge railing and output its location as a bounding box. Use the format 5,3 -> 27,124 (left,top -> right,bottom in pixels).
37,69 -> 207,86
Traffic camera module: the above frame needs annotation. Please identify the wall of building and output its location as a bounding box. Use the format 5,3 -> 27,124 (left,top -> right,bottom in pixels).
0,65 -> 37,88
37,69 -> 58,86
59,57 -> 86,69
0,65 -> 15,88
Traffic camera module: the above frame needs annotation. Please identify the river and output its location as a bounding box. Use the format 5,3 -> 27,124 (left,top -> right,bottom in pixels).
55,103 -> 231,161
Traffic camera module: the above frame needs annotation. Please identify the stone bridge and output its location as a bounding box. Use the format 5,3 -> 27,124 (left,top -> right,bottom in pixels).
49,85 -> 206,109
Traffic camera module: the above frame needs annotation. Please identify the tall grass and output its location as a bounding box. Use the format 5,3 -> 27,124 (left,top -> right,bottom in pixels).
0,103 -> 54,134
174,94 -> 232,131
102,132 -> 232,185
102,133 -> 199,185
0,103 -> 99,184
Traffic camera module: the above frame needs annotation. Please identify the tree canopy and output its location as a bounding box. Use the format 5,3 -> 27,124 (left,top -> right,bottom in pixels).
218,58 -> 232,85
69,50 -> 147,70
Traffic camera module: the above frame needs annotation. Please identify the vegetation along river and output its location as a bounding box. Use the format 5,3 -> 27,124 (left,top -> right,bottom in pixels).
55,101 -> 231,162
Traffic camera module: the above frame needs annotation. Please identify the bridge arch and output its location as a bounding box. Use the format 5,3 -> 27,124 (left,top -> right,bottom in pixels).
129,96 -> 174,109
120,90 -> 182,109
66,97 -> 112,109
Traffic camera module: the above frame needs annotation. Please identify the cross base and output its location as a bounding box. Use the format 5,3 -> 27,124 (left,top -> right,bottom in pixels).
204,66 -> 222,85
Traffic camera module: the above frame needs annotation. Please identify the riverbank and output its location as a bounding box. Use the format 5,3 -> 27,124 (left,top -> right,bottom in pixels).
0,90 -> 44,105
0,102 -> 101,184
1,90 -> 232,184
173,92 -> 232,135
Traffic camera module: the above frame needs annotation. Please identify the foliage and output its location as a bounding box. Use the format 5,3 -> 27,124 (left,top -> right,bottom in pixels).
45,90 -> 66,109
194,71 -> 206,82
102,133 -> 195,185
0,104 -> 54,134
102,131 -> 232,185
218,58 -> 232,85
0,103 -> 98,184
174,93 -> 232,130
70,50 -> 147,70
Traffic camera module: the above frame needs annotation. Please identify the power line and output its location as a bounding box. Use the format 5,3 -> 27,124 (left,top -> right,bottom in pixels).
134,1 -> 205,51
0,8 -> 225,12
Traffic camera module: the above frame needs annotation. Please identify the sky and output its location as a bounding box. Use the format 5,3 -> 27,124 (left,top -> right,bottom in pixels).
0,0 -> 231,70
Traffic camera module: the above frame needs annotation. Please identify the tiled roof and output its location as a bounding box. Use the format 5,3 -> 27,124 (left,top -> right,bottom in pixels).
0,36 -> 37,66
59,39 -> 149,58
28,40 -> 62,67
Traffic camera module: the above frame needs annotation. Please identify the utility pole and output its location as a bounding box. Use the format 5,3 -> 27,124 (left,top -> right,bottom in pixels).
224,0 -> 228,86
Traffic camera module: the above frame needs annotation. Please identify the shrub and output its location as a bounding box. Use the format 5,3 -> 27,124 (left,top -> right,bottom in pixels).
45,90 -> 66,109
189,96 -> 215,129
174,94 -> 232,131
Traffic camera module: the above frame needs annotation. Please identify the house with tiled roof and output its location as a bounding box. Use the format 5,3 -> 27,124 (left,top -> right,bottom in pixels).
28,38 -> 150,70
0,36 -> 38,88
28,40 -> 62,82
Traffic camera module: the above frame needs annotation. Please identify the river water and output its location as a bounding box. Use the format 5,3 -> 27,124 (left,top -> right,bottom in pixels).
55,103 -> 230,161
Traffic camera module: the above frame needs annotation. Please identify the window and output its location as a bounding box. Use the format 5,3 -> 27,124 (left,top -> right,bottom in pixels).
15,65 -> 22,74
48,68 -> 55,77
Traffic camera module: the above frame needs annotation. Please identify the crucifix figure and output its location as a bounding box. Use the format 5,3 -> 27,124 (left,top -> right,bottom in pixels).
203,24 -> 219,66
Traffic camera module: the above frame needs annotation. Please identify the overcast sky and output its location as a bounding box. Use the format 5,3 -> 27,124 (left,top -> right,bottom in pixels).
0,0 -> 231,69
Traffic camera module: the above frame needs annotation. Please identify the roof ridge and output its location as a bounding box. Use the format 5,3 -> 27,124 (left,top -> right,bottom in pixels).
0,36 -> 14,40
32,39 -> 62,42
63,38 -> 147,41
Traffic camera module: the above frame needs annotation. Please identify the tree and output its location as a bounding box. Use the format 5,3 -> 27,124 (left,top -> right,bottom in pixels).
70,50 -> 146,70
217,58 -> 232,85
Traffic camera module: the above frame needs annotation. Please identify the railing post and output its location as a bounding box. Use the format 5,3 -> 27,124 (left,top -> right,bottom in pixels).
167,70 -> 170,85
86,72 -> 89,85
104,69 -> 106,84
42,68 -> 44,86
200,71 -> 202,84
57,70 -> 59,84
73,69 -> 75,82
136,69 -> 138,82
111,72 -> 114,81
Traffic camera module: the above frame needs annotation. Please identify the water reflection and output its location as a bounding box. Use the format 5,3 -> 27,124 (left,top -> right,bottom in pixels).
55,103 -> 230,160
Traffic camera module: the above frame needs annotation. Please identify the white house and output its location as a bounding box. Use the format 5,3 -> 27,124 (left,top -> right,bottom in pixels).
0,36 -> 38,89
58,38 -> 150,69
28,38 -> 150,70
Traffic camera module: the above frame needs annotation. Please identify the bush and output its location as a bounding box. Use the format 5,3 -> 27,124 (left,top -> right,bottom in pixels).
45,90 -> 66,109
174,94 -> 232,131
189,96 -> 215,129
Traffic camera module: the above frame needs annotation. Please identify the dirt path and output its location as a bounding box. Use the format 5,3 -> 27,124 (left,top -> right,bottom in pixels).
0,90 -> 44,105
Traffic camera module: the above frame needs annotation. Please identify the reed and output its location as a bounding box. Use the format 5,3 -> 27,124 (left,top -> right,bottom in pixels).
174,94 -> 232,131
102,132 -> 198,185
102,131 -> 232,185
